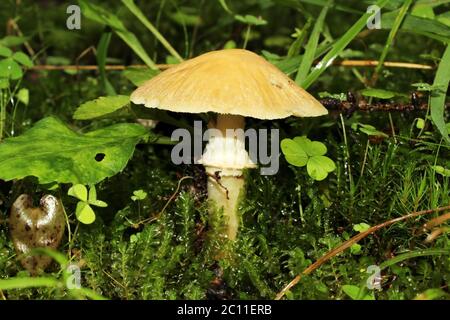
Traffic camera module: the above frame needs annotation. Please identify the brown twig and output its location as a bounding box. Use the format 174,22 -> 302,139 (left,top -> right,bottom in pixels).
27,60 -> 432,72
320,95 -> 450,114
275,204 -> 450,300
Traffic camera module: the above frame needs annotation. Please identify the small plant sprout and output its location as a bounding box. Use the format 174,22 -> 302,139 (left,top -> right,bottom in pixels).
68,184 -> 107,224
281,136 -> 335,181
131,49 -> 327,241
131,189 -> 148,201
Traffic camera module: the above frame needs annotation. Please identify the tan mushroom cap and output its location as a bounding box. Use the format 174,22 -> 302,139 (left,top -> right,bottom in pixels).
131,49 -> 328,119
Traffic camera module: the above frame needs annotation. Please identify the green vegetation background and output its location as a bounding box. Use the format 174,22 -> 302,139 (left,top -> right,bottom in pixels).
0,0 -> 450,300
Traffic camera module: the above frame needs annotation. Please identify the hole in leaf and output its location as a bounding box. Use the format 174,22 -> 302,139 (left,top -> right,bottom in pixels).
95,153 -> 105,162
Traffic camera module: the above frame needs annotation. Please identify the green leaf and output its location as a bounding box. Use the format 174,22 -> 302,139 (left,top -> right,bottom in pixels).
360,88 -> 396,99
12,52 -> 33,67
75,202 -> 96,224
356,123 -> 389,137
73,95 -> 130,120
88,184 -> 97,201
432,165 -> 450,177
281,138 -> 308,167
121,0 -> 183,62
295,0 -> 330,84
234,14 -> 267,26
303,140 -> 327,157
0,78 -> 9,89
430,45 -> 450,143
89,199 -> 108,208
302,0 -> 390,88
68,184 -> 88,201
381,12 -> 450,42
16,88 -> 29,105
353,222 -> 371,232
307,155 -> 336,181
0,46 -> 12,57
78,0 -> 158,70
97,32 -> 116,96
123,67 -> 159,86
0,117 -> 148,184
416,118 -> 425,129
350,243 -> 362,255
0,36 -> 29,47
0,277 -> 59,290
131,189 -> 147,201
0,58 -> 23,80
342,285 -> 362,300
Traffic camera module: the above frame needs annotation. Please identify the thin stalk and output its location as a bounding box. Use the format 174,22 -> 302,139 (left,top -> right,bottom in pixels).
0,90 -> 5,141
243,25 -> 251,49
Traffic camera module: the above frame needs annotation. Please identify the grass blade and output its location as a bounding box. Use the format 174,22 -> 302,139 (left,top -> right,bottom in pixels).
121,0 -> 184,62
295,0 -> 331,84
0,277 -> 59,290
431,44 -> 450,143
97,32 -> 117,96
78,0 -> 158,70
301,0 -> 390,89
373,0 -> 413,83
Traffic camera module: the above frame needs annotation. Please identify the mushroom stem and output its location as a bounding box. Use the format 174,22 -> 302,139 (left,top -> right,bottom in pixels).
200,114 -> 255,241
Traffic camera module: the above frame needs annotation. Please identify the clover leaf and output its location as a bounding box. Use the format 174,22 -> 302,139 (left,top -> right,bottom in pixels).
68,184 -> 108,224
281,136 -> 336,181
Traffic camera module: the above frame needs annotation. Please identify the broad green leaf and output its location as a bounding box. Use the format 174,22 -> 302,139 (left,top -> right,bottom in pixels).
356,124 -> 389,137
76,202 -> 96,224
303,141 -> 327,157
430,45 -> 450,143
68,184 -> 88,201
281,138 -> 308,167
0,58 -> 23,80
0,78 -> 9,89
16,88 -> 29,105
73,95 -> 130,120
12,52 -> 33,67
342,285 -> 362,300
0,117 -> 148,184
360,88 -> 396,99
307,155 -> 336,181
0,46 -> 12,57
123,67 -> 159,86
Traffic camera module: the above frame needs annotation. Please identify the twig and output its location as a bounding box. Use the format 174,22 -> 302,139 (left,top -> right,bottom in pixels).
27,60 -> 432,72
320,96 -> 450,113
338,60 -> 432,70
132,176 -> 193,227
275,204 -> 450,300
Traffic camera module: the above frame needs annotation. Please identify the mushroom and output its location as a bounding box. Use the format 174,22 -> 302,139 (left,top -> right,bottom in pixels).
131,49 -> 327,241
